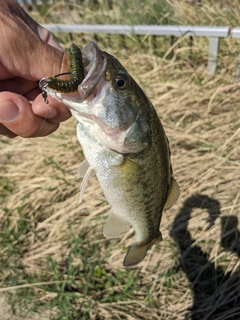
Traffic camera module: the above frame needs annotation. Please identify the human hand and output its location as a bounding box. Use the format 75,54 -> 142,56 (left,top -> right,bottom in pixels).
0,0 -> 71,138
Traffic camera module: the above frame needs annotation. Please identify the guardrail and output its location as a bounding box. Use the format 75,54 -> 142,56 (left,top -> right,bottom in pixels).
42,24 -> 235,75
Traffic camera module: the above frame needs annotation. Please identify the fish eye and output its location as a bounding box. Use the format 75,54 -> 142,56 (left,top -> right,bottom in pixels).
115,75 -> 130,90
116,79 -> 125,87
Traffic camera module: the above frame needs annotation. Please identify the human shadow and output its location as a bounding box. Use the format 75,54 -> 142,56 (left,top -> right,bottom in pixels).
170,194 -> 240,320
221,215 -> 240,257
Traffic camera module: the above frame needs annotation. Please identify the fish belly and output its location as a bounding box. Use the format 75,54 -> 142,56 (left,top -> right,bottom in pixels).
76,122 -> 167,244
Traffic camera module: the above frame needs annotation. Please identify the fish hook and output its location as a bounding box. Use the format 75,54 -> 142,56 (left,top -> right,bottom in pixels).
39,72 -> 72,104
39,78 -> 50,104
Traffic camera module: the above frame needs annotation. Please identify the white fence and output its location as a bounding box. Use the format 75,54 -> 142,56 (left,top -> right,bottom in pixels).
42,24 -> 240,75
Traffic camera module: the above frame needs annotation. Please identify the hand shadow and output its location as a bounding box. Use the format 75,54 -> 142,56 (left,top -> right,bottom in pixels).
221,215 -> 240,257
170,194 -> 240,320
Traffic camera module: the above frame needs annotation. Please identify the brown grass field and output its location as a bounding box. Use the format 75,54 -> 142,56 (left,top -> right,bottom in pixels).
0,1 -> 240,319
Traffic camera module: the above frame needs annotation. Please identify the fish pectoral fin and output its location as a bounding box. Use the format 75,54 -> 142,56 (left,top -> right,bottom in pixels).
77,159 -> 95,178
125,157 -> 142,171
103,210 -> 130,238
123,233 -> 162,267
78,160 -> 95,204
163,176 -> 180,211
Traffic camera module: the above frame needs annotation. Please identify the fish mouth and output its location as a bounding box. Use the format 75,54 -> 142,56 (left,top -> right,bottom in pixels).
43,42 -> 109,126
78,41 -> 107,101
57,42 -> 108,121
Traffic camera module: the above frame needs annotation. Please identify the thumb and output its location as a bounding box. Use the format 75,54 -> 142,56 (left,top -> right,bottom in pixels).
36,25 -> 70,78
0,0 -> 70,80
27,40 -> 70,82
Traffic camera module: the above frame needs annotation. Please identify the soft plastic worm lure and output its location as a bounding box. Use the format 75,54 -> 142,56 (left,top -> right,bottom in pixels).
39,43 -> 84,103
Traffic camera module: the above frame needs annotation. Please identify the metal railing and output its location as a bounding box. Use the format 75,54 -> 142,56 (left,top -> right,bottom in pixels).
42,24 -> 231,75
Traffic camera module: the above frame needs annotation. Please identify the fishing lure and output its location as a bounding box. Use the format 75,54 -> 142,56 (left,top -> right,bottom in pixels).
39,43 -> 84,103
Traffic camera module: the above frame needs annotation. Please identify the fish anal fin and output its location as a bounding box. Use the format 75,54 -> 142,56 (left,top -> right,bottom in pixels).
103,210 -> 130,238
123,232 -> 162,267
163,176 -> 180,211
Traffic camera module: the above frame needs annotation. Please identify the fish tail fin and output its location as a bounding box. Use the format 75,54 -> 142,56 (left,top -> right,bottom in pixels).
123,244 -> 148,267
123,232 -> 162,267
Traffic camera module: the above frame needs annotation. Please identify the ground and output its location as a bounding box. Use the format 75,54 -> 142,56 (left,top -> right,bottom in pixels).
1,17 -> 240,320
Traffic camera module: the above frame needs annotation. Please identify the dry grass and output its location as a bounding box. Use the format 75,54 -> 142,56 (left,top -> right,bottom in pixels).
1,1 -> 240,319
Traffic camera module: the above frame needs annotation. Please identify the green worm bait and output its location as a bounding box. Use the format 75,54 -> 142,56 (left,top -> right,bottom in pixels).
39,43 -> 84,103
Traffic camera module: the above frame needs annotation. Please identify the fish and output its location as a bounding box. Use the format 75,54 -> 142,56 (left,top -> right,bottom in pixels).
40,42 -> 180,267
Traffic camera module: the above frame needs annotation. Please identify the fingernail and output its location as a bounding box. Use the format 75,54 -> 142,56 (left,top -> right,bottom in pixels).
0,100 -> 20,122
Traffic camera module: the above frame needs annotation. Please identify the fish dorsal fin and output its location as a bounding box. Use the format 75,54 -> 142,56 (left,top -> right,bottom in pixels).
78,160 -> 95,204
103,210 -> 130,238
77,159 -> 95,179
163,176 -> 180,210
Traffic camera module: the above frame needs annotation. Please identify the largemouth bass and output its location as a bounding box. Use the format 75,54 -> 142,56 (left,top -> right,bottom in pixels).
39,42 -> 180,267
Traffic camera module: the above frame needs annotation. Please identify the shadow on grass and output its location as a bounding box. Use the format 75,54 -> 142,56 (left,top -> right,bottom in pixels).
170,194 -> 240,320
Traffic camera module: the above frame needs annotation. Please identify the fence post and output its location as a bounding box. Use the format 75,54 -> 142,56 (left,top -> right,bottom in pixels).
207,37 -> 220,75
31,0 -> 38,12
170,35 -> 175,58
231,28 -> 240,79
